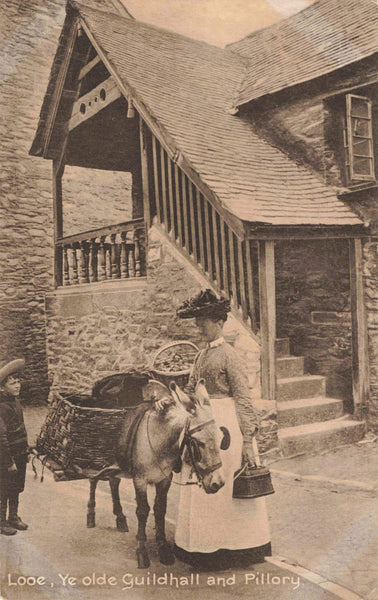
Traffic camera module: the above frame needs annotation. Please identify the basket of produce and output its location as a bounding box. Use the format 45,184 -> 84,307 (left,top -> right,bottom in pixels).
151,341 -> 199,388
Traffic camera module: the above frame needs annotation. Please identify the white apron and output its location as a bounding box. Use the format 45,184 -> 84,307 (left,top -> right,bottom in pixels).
174,397 -> 271,553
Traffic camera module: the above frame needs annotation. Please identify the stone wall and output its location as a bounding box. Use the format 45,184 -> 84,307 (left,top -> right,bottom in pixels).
0,1 -> 133,402
363,239 -> 378,431
275,239 -> 353,412
45,225 -> 277,451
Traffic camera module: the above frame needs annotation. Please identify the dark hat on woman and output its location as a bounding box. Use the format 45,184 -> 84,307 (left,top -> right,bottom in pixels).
0,359 -> 25,385
177,289 -> 231,320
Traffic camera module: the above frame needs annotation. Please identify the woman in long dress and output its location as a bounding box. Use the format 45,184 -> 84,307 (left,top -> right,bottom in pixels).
174,289 -> 271,569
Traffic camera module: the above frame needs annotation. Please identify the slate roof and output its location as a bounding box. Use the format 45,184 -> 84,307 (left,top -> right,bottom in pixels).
228,0 -> 378,107
31,1 -> 363,228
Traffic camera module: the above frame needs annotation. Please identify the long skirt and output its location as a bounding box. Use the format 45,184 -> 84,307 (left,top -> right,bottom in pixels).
174,397 -> 271,560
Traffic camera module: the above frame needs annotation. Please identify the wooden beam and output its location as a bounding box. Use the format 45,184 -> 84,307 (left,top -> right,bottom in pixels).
139,117 -> 151,228
349,238 -> 369,419
52,160 -> 64,288
79,18 -> 245,241
44,19 -> 79,156
78,55 -> 101,81
258,240 -> 276,400
246,224 -> 369,240
68,77 -> 121,131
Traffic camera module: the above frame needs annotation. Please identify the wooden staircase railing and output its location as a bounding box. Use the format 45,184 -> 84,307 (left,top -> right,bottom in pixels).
142,125 -> 258,332
56,218 -> 145,286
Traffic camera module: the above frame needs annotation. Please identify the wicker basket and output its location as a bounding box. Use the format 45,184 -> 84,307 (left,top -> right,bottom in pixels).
151,341 -> 199,389
36,392 -> 127,471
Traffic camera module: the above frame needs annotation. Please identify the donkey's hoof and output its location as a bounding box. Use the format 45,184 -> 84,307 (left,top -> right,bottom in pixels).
136,548 -> 150,569
158,543 -> 175,565
116,515 -> 129,532
87,515 -> 95,528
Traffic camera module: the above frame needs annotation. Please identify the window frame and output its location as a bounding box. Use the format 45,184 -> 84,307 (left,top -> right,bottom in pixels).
344,93 -> 375,184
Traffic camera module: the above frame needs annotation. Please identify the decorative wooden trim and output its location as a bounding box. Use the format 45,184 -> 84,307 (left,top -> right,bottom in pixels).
228,229 -> 238,305
349,238 -> 369,418
245,239 -> 257,332
196,190 -> 205,268
237,238 -> 248,320
78,55 -> 100,80
56,218 -> 144,246
204,200 -> 214,279
220,217 -> 229,296
167,159 -> 176,239
258,240 -> 276,400
52,160 -> 64,288
139,117 -> 151,228
43,19 -> 79,156
246,224 -> 369,240
159,145 -> 169,229
151,136 -> 161,223
174,164 -> 183,246
68,76 -> 121,131
188,182 -> 198,261
79,18 -> 244,240
181,173 -> 190,254
212,209 -> 222,287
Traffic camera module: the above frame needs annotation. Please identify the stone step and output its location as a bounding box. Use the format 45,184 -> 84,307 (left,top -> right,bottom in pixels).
277,374 -> 326,401
276,355 -> 304,378
278,416 -> 366,457
275,338 -> 290,357
277,397 -> 344,428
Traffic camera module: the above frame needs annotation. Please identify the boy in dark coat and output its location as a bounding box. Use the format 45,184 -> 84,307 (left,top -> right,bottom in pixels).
0,359 -> 29,535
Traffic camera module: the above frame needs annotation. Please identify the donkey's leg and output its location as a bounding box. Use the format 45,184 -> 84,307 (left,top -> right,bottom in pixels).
109,477 -> 128,532
154,477 -> 175,565
87,479 -> 98,528
133,478 -> 150,568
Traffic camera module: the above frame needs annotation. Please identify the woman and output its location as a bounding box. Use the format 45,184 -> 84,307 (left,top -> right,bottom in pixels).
174,289 -> 271,569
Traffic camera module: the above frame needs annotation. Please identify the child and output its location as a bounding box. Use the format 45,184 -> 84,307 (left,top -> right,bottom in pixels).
0,359 -> 29,535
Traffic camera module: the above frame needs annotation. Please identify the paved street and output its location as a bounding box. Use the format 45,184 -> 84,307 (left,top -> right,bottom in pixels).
0,465 -> 343,600
0,408 -> 376,600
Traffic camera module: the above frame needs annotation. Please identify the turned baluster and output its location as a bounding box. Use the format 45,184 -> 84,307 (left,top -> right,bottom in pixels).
71,246 -> 79,285
98,236 -> 106,281
127,231 -> 135,277
88,239 -> 97,283
110,233 -> 118,278
120,232 -> 128,278
79,241 -> 89,284
63,247 -> 70,286
105,243 -> 111,279
134,230 -> 141,277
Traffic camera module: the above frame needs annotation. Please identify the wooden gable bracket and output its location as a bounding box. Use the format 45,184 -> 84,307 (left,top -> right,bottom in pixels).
78,55 -> 101,81
68,76 -> 122,131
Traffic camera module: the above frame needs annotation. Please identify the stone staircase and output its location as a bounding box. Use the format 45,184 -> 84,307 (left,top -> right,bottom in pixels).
276,338 -> 366,457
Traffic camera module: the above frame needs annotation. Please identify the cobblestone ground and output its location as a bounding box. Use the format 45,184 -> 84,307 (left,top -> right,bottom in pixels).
23,407 -> 378,599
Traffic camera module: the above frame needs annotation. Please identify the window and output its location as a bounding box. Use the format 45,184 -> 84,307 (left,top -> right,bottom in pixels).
343,94 -> 375,184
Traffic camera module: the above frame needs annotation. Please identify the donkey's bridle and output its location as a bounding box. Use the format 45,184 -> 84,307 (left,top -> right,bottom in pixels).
180,418 -> 222,486
146,412 -> 222,487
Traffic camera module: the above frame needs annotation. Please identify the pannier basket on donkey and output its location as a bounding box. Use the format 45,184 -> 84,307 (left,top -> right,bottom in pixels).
32,342 -> 235,568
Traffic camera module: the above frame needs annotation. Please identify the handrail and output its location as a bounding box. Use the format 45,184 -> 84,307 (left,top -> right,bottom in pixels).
142,128 -> 258,333
56,218 -> 144,247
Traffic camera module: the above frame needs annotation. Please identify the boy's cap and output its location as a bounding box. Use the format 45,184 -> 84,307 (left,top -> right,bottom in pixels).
0,359 -> 25,385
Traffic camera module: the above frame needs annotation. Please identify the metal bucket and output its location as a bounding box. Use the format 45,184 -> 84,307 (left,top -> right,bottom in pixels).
233,464 -> 275,499
233,437 -> 275,499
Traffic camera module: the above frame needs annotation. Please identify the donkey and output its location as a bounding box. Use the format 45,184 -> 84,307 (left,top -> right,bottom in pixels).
87,379 -> 225,569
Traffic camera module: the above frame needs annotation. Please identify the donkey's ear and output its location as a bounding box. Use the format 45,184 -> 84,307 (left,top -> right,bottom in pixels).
169,381 -> 193,410
193,379 -> 210,407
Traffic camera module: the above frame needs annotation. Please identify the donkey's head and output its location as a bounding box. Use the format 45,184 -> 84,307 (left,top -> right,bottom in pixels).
170,380 -> 225,494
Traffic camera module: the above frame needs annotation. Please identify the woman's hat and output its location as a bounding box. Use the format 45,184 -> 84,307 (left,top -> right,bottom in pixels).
0,359 -> 25,385
177,289 -> 231,320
